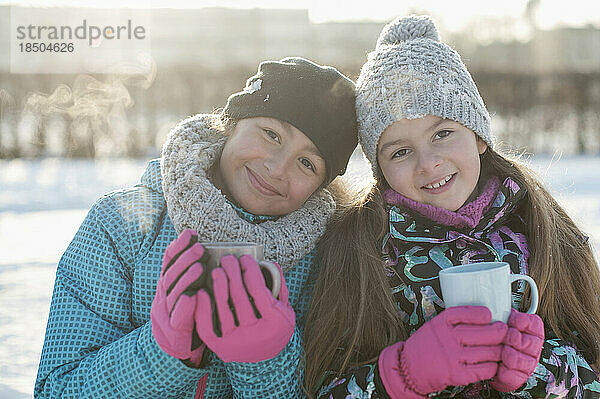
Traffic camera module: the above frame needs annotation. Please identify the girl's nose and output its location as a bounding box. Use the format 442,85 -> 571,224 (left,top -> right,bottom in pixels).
416,151 -> 442,173
264,150 -> 293,179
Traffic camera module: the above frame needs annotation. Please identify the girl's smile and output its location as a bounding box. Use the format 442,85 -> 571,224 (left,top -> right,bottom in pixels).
377,115 -> 487,211
421,172 -> 456,193
245,165 -> 284,197
215,117 -> 326,216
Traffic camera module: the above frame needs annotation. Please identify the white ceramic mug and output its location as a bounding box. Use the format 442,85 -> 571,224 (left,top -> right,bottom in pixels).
439,261 -> 538,323
200,242 -> 281,298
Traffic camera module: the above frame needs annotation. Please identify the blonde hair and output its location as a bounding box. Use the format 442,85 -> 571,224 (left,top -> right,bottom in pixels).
303,147 -> 600,396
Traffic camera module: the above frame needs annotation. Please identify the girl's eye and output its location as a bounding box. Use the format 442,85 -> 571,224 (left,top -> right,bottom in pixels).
264,129 -> 280,143
434,129 -> 452,140
392,148 -> 410,159
300,158 -> 315,172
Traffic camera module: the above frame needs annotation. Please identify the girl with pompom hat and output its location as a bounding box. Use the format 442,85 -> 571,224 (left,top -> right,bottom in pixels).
304,15 -> 600,398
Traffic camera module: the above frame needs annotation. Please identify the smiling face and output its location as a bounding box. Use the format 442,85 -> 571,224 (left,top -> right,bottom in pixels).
377,115 -> 488,211
215,117 -> 327,216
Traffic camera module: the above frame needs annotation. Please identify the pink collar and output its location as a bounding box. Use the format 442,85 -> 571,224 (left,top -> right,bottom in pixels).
383,177 -> 501,229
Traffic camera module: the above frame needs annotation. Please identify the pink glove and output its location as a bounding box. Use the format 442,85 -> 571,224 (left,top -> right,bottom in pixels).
379,306 -> 507,397
378,342 -> 425,399
151,229 -> 206,365
194,254 -> 295,363
491,309 -> 544,392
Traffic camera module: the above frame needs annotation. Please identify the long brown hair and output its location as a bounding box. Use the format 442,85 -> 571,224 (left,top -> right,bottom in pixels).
303,147 -> 600,396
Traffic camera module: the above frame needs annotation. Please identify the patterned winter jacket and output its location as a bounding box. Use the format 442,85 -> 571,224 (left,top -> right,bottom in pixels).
34,160 -> 315,399
318,176 -> 600,399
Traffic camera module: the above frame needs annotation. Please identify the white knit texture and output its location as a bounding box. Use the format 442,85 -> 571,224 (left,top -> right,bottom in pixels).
356,15 -> 493,176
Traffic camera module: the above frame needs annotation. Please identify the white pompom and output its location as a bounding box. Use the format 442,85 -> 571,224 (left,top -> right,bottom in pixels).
377,15 -> 439,47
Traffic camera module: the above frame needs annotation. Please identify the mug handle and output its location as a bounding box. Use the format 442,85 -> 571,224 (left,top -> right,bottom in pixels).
258,260 -> 281,298
510,274 -> 539,315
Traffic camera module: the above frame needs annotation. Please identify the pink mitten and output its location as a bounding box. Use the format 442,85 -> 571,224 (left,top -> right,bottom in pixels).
379,306 -> 507,397
491,309 -> 544,392
195,255 -> 295,363
151,229 -> 206,365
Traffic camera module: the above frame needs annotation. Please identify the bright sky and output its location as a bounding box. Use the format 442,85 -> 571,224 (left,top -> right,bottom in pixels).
4,0 -> 600,31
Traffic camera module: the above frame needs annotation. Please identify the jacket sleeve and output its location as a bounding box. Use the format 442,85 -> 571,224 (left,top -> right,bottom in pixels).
315,363 -> 391,399
34,195 -> 207,398
498,338 -> 600,398
224,326 -> 305,398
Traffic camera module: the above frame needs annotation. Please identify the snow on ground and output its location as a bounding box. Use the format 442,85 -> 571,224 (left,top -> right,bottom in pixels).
0,154 -> 598,398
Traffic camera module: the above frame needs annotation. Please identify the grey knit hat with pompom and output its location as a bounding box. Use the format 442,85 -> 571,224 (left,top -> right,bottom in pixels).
356,15 -> 493,175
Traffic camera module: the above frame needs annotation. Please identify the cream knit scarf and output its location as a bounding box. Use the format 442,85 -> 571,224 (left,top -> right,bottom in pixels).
160,113 -> 336,271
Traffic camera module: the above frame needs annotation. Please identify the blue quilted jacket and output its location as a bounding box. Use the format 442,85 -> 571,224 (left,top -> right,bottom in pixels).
34,159 -> 314,398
